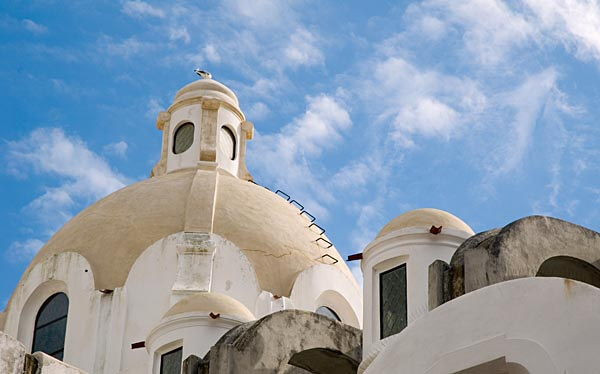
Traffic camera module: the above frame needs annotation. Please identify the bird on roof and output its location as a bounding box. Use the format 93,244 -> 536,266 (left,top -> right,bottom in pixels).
194,69 -> 212,79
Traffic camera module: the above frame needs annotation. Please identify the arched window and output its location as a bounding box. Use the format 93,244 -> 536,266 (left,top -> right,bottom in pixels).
316,306 -> 341,322
173,122 -> 195,154
537,255 -> 600,289
32,292 -> 69,360
219,126 -> 236,160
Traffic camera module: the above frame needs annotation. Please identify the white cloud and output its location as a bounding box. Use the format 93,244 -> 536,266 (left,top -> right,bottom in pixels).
203,44 -> 221,63
103,36 -> 151,59
409,0 -> 600,66
246,102 -> 270,120
122,1 -> 165,18
22,19 -> 47,34
283,28 -> 324,68
5,128 -> 129,232
361,56 -> 486,147
248,94 -> 351,216
146,98 -> 164,119
103,141 -> 128,158
4,239 -> 44,263
169,26 -> 191,44
488,69 -> 558,176
524,0 -> 600,63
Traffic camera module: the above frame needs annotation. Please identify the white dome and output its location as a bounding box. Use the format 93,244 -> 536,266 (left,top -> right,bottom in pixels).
376,208 -> 474,239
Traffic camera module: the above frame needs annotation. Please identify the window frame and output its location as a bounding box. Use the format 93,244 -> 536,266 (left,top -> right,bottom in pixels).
159,346 -> 183,374
172,122 -> 195,155
379,263 -> 407,339
32,292 -> 69,360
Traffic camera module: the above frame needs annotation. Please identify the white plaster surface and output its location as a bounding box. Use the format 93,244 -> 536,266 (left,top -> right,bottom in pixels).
362,277 -> 600,374
290,264 -> 362,328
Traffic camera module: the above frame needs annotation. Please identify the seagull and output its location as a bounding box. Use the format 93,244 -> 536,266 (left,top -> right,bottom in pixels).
194,69 -> 212,79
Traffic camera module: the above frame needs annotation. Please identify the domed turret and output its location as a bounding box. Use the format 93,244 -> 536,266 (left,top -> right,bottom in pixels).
361,208 -> 473,357
151,73 -> 254,179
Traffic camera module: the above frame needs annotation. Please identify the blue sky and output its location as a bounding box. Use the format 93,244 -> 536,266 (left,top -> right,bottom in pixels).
1,0 -> 600,306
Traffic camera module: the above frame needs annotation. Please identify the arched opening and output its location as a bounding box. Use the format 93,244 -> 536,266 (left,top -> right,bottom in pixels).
32,292 -> 69,360
219,126 -> 236,160
172,122 -> 195,154
316,306 -> 341,322
288,347 -> 359,374
537,256 -> 600,289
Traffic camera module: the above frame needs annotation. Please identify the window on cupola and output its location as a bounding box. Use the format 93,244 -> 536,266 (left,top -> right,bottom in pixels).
32,292 -> 69,360
160,346 -> 183,374
173,122 -> 194,154
379,263 -> 407,339
220,126 -> 236,160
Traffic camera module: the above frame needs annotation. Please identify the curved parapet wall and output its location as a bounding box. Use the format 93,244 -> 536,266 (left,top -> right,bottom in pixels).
432,216 -> 600,303
362,277 -> 600,374
205,310 -> 362,373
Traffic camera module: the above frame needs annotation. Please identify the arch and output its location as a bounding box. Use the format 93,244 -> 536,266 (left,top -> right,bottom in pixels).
288,347 -> 359,374
219,125 -> 236,160
172,122 -> 195,154
315,289 -> 359,327
536,256 -> 600,289
32,292 -> 69,360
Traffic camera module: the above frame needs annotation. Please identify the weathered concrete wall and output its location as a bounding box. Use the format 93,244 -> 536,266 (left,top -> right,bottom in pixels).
0,331 -> 26,374
436,216 -> 600,303
206,310 -> 362,373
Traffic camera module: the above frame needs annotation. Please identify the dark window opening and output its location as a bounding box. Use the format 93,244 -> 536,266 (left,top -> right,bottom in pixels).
379,263 -> 407,339
316,306 -> 341,322
173,122 -> 195,155
32,292 -> 69,360
220,126 -> 236,160
160,346 -> 183,374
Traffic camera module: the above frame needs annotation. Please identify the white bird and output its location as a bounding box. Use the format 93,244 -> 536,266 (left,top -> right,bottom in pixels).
194,69 -> 212,79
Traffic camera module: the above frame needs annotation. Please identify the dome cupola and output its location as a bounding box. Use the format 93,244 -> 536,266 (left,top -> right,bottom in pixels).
151,71 -> 254,180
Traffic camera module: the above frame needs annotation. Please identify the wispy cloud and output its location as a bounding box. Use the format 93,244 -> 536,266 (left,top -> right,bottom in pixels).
4,239 -> 44,263
248,94 -> 351,217
103,141 -> 129,158
122,0 -> 165,18
22,19 -> 47,34
359,56 -> 486,147
169,26 -> 191,44
5,128 -> 129,235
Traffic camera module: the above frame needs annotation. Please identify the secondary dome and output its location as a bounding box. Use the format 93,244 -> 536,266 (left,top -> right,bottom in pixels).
163,292 -> 255,322
376,208 -> 474,239
21,169 -> 351,297
171,78 -> 240,110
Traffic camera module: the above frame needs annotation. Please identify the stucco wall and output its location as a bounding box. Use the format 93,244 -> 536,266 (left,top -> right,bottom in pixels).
362,277 -> 600,374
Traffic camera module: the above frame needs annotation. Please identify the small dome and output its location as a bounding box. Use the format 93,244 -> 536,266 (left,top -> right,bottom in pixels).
376,208 -> 474,239
171,78 -> 240,110
164,292 -> 255,322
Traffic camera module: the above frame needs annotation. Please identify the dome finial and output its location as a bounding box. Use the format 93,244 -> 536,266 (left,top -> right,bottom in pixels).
194,68 -> 212,79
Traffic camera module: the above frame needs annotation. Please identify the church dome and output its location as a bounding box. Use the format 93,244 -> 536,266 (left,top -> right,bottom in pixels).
163,292 -> 255,322
21,169 -> 350,298
376,208 -> 474,239
171,78 -> 240,111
